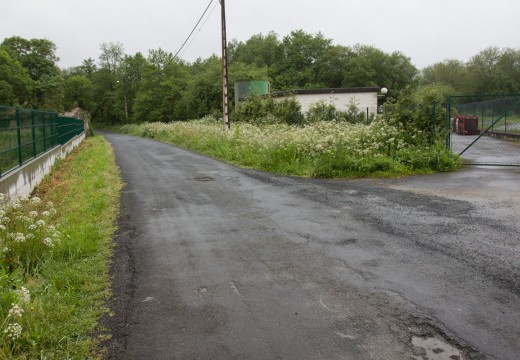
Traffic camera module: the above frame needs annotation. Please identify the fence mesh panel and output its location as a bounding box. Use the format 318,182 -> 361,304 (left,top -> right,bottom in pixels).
447,95 -> 520,166
0,106 -> 84,178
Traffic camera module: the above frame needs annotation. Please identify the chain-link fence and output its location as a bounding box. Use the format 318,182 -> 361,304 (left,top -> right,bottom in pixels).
0,106 -> 85,178
446,95 -> 520,165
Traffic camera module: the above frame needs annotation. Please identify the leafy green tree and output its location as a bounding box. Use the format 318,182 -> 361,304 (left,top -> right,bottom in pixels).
89,42 -> 126,123
273,30 -> 333,89
91,68 -> 117,123
465,47 -> 502,94
116,53 -> 147,123
181,56 -> 222,119
133,49 -> 189,122
0,48 -> 32,105
342,45 -> 417,97
98,42 -> 124,74
315,45 -> 353,88
229,32 -> 283,68
1,36 -> 63,110
63,75 -> 93,110
420,59 -> 467,92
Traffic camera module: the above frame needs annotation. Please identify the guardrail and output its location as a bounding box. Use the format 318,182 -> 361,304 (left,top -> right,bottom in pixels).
0,106 -> 84,178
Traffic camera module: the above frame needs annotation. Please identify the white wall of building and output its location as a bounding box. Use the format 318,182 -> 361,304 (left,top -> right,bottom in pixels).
293,92 -> 378,114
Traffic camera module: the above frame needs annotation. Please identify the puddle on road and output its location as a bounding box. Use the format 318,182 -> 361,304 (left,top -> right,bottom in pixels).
411,336 -> 463,360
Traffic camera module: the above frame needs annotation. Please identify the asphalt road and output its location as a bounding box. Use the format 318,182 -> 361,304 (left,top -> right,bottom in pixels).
100,132 -> 520,360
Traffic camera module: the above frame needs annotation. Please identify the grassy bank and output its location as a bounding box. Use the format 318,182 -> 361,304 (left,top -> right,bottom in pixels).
0,136 -> 122,359
117,117 -> 460,178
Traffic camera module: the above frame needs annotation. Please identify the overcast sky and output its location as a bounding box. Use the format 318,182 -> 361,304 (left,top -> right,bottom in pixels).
2,0 -> 519,70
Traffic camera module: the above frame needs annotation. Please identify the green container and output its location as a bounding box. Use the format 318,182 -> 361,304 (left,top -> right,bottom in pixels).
234,80 -> 270,108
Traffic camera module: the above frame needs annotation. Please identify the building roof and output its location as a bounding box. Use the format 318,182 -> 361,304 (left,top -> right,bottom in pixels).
270,87 -> 380,98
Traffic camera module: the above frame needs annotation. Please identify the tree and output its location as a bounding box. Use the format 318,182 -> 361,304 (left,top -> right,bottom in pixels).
116,53 -> 147,123
1,36 -> 63,110
273,30 -> 333,89
342,45 -> 418,98
0,47 -> 32,105
229,32 -> 283,68
133,49 -> 189,122
315,45 -> 353,88
63,75 -> 93,110
420,59 -> 468,93
98,42 -> 124,74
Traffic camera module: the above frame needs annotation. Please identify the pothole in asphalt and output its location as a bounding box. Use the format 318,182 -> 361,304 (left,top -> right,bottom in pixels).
411,336 -> 463,360
193,176 -> 214,182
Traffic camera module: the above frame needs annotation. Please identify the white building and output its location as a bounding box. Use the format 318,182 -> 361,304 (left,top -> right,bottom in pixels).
271,87 -> 380,115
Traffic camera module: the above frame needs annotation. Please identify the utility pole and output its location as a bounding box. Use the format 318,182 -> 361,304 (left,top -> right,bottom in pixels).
220,0 -> 230,131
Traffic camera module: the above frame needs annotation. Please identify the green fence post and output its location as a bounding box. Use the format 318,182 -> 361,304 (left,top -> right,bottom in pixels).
445,96 -> 451,149
31,110 -> 37,157
491,103 -> 495,132
432,101 -> 437,145
15,108 -> 23,166
42,113 -> 47,151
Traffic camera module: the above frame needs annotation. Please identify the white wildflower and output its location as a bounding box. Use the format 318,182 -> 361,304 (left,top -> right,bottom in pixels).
28,224 -> 37,231
29,211 -> 38,218
43,237 -> 54,247
15,287 -> 30,304
0,225 -> 5,231
31,197 -> 41,204
36,220 -> 45,227
4,323 -> 22,340
42,211 -> 50,217
14,233 -> 26,243
8,304 -> 23,318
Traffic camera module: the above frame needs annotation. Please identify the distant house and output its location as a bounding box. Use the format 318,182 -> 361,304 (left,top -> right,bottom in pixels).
271,87 -> 380,115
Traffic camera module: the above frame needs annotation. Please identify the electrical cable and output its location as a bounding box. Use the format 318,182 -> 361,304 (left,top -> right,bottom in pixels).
179,0 -> 219,58
174,0 -> 215,59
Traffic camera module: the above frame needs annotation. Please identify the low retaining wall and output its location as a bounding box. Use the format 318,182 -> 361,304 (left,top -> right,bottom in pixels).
0,133 -> 85,199
486,131 -> 520,142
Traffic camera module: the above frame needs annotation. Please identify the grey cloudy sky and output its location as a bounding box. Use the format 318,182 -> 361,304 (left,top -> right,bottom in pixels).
2,0 -> 519,70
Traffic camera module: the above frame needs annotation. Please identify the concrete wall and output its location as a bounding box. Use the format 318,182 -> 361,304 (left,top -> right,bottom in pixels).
0,133 -> 85,199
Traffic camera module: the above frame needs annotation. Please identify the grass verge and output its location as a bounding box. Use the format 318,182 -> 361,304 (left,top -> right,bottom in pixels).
113,118 -> 461,178
0,135 -> 122,359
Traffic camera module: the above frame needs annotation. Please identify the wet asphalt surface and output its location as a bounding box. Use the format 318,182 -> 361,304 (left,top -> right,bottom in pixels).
100,132 -> 520,360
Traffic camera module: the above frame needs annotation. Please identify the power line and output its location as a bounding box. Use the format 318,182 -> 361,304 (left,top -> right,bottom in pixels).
179,0 -> 219,58
174,0 -> 215,59
149,0 -> 215,79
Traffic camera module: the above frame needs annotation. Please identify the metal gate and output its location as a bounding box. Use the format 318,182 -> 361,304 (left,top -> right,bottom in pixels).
446,95 -> 520,166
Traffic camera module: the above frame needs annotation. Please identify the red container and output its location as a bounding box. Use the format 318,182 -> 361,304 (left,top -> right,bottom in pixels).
454,116 -> 479,135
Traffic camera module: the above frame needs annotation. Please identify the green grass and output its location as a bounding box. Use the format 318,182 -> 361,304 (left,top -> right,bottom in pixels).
112,119 -> 461,179
0,135 -> 122,359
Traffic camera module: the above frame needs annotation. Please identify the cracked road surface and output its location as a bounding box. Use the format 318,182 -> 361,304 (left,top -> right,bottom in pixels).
100,132 -> 520,360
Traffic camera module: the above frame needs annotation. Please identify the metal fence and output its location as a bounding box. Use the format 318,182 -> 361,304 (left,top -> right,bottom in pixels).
446,95 -> 520,166
0,106 -> 85,178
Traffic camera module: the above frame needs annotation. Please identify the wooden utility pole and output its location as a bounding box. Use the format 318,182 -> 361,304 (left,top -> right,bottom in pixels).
220,0 -> 230,131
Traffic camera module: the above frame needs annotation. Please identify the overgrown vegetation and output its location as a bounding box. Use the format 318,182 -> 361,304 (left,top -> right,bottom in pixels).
0,136 -> 121,359
117,114 -> 459,178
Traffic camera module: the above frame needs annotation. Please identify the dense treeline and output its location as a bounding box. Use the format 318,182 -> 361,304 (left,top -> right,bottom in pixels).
1,32 -> 519,124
